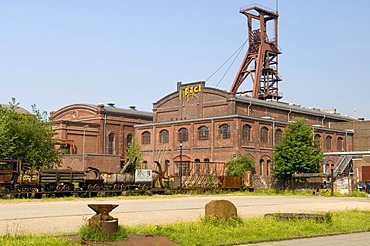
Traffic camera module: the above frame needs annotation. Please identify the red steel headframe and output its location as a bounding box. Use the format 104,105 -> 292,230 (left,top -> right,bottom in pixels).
230,5 -> 282,100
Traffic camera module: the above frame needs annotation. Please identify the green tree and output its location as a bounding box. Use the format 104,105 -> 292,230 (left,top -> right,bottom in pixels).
226,154 -> 256,176
125,137 -> 144,168
273,118 -> 322,178
0,102 -> 61,170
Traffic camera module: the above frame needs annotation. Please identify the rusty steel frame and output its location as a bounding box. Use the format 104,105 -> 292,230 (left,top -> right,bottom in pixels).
230,5 -> 282,100
181,162 -> 225,190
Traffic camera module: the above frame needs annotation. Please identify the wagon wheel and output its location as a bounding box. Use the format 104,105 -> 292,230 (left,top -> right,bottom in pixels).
120,184 -> 126,191
113,184 -> 120,191
153,160 -> 169,189
87,184 -> 94,191
93,184 -> 100,191
63,184 -> 70,191
56,185 -> 64,192
31,187 -> 39,193
21,186 -> 29,192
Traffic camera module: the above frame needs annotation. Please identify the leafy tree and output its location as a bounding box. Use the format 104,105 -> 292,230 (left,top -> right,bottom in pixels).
0,102 -> 61,170
125,137 -> 144,168
226,154 -> 256,176
273,118 -> 322,178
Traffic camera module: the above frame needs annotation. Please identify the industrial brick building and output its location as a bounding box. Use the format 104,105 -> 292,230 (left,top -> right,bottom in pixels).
330,121 -> 370,181
135,81 -> 357,178
51,103 -> 152,172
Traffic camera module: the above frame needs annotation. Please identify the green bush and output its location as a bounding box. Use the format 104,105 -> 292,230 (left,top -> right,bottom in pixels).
226,154 -> 255,176
78,222 -> 128,242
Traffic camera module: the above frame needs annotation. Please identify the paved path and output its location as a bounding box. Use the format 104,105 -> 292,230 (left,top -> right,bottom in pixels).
0,195 -> 369,236
243,232 -> 370,246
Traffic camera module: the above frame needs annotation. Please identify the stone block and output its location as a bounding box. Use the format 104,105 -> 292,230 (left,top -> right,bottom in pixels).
205,200 -> 237,220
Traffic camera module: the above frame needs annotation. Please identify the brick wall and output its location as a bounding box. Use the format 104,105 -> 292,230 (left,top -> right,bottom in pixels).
60,154 -> 122,173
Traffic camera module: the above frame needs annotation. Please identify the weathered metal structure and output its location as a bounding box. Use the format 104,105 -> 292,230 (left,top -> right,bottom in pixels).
230,4 -> 282,100
88,204 -> 119,234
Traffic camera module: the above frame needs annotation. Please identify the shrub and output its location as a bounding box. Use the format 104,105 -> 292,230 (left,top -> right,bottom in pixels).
226,154 -> 255,176
78,222 -> 128,242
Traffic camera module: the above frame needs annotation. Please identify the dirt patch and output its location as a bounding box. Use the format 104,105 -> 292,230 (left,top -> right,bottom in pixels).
67,234 -> 180,246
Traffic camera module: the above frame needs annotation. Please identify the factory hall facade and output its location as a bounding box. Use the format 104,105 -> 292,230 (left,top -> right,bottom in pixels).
51,103 -> 152,172
135,81 -> 357,178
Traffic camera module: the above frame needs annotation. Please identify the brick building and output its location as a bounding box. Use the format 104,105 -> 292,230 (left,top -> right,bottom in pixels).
135,81 -> 357,178
51,103 -> 152,172
330,121 -> 370,181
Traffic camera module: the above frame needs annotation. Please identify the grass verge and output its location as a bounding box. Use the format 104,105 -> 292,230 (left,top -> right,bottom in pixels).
0,209 -> 369,245
127,209 -> 370,245
0,233 -> 78,246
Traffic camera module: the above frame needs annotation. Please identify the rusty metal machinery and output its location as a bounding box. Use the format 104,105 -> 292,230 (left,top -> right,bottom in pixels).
230,4 -> 282,100
88,204 -> 119,234
152,160 -> 169,189
180,162 -> 225,190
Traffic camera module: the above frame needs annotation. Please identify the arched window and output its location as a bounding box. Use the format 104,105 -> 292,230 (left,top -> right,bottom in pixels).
142,161 -> 148,169
267,160 -> 271,176
178,128 -> 188,142
159,129 -> 169,144
275,129 -> 283,144
194,159 -> 201,174
108,133 -> 115,154
260,127 -> 269,143
259,159 -> 264,176
337,137 -> 344,151
204,158 -> 210,163
219,124 -> 230,139
198,126 -> 209,140
315,134 -> 321,147
242,124 -> 252,143
325,136 -> 332,151
141,131 -> 151,145
127,134 -> 133,148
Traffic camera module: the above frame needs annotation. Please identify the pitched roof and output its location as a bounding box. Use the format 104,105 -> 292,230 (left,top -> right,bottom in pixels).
103,105 -> 153,118
235,96 -> 358,122
0,104 -> 30,114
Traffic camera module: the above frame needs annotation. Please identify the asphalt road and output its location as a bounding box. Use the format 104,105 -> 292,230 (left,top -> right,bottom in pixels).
0,195 -> 369,235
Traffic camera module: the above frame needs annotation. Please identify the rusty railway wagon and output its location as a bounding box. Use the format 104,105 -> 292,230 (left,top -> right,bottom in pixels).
0,158 -> 153,197
0,158 -> 249,198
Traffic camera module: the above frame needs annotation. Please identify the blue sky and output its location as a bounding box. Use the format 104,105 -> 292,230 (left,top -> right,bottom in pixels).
1,0 -> 369,119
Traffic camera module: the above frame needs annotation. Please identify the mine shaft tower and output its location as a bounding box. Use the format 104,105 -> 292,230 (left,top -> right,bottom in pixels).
230,5 -> 282,100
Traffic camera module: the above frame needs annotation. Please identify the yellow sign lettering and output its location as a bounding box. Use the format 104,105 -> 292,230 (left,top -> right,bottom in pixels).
179,84 -> 202,101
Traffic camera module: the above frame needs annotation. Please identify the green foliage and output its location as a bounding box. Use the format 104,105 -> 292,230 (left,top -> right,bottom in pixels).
0,233 -> 78,246
200,215 -> 244,227
125,137 -> 144,168
350,189 -> 369,197
0,101 -> 61,170
273,118 -> 323,178
226,154 -> 255,176
324,211 -> 333,223
78,222 -> 128,242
